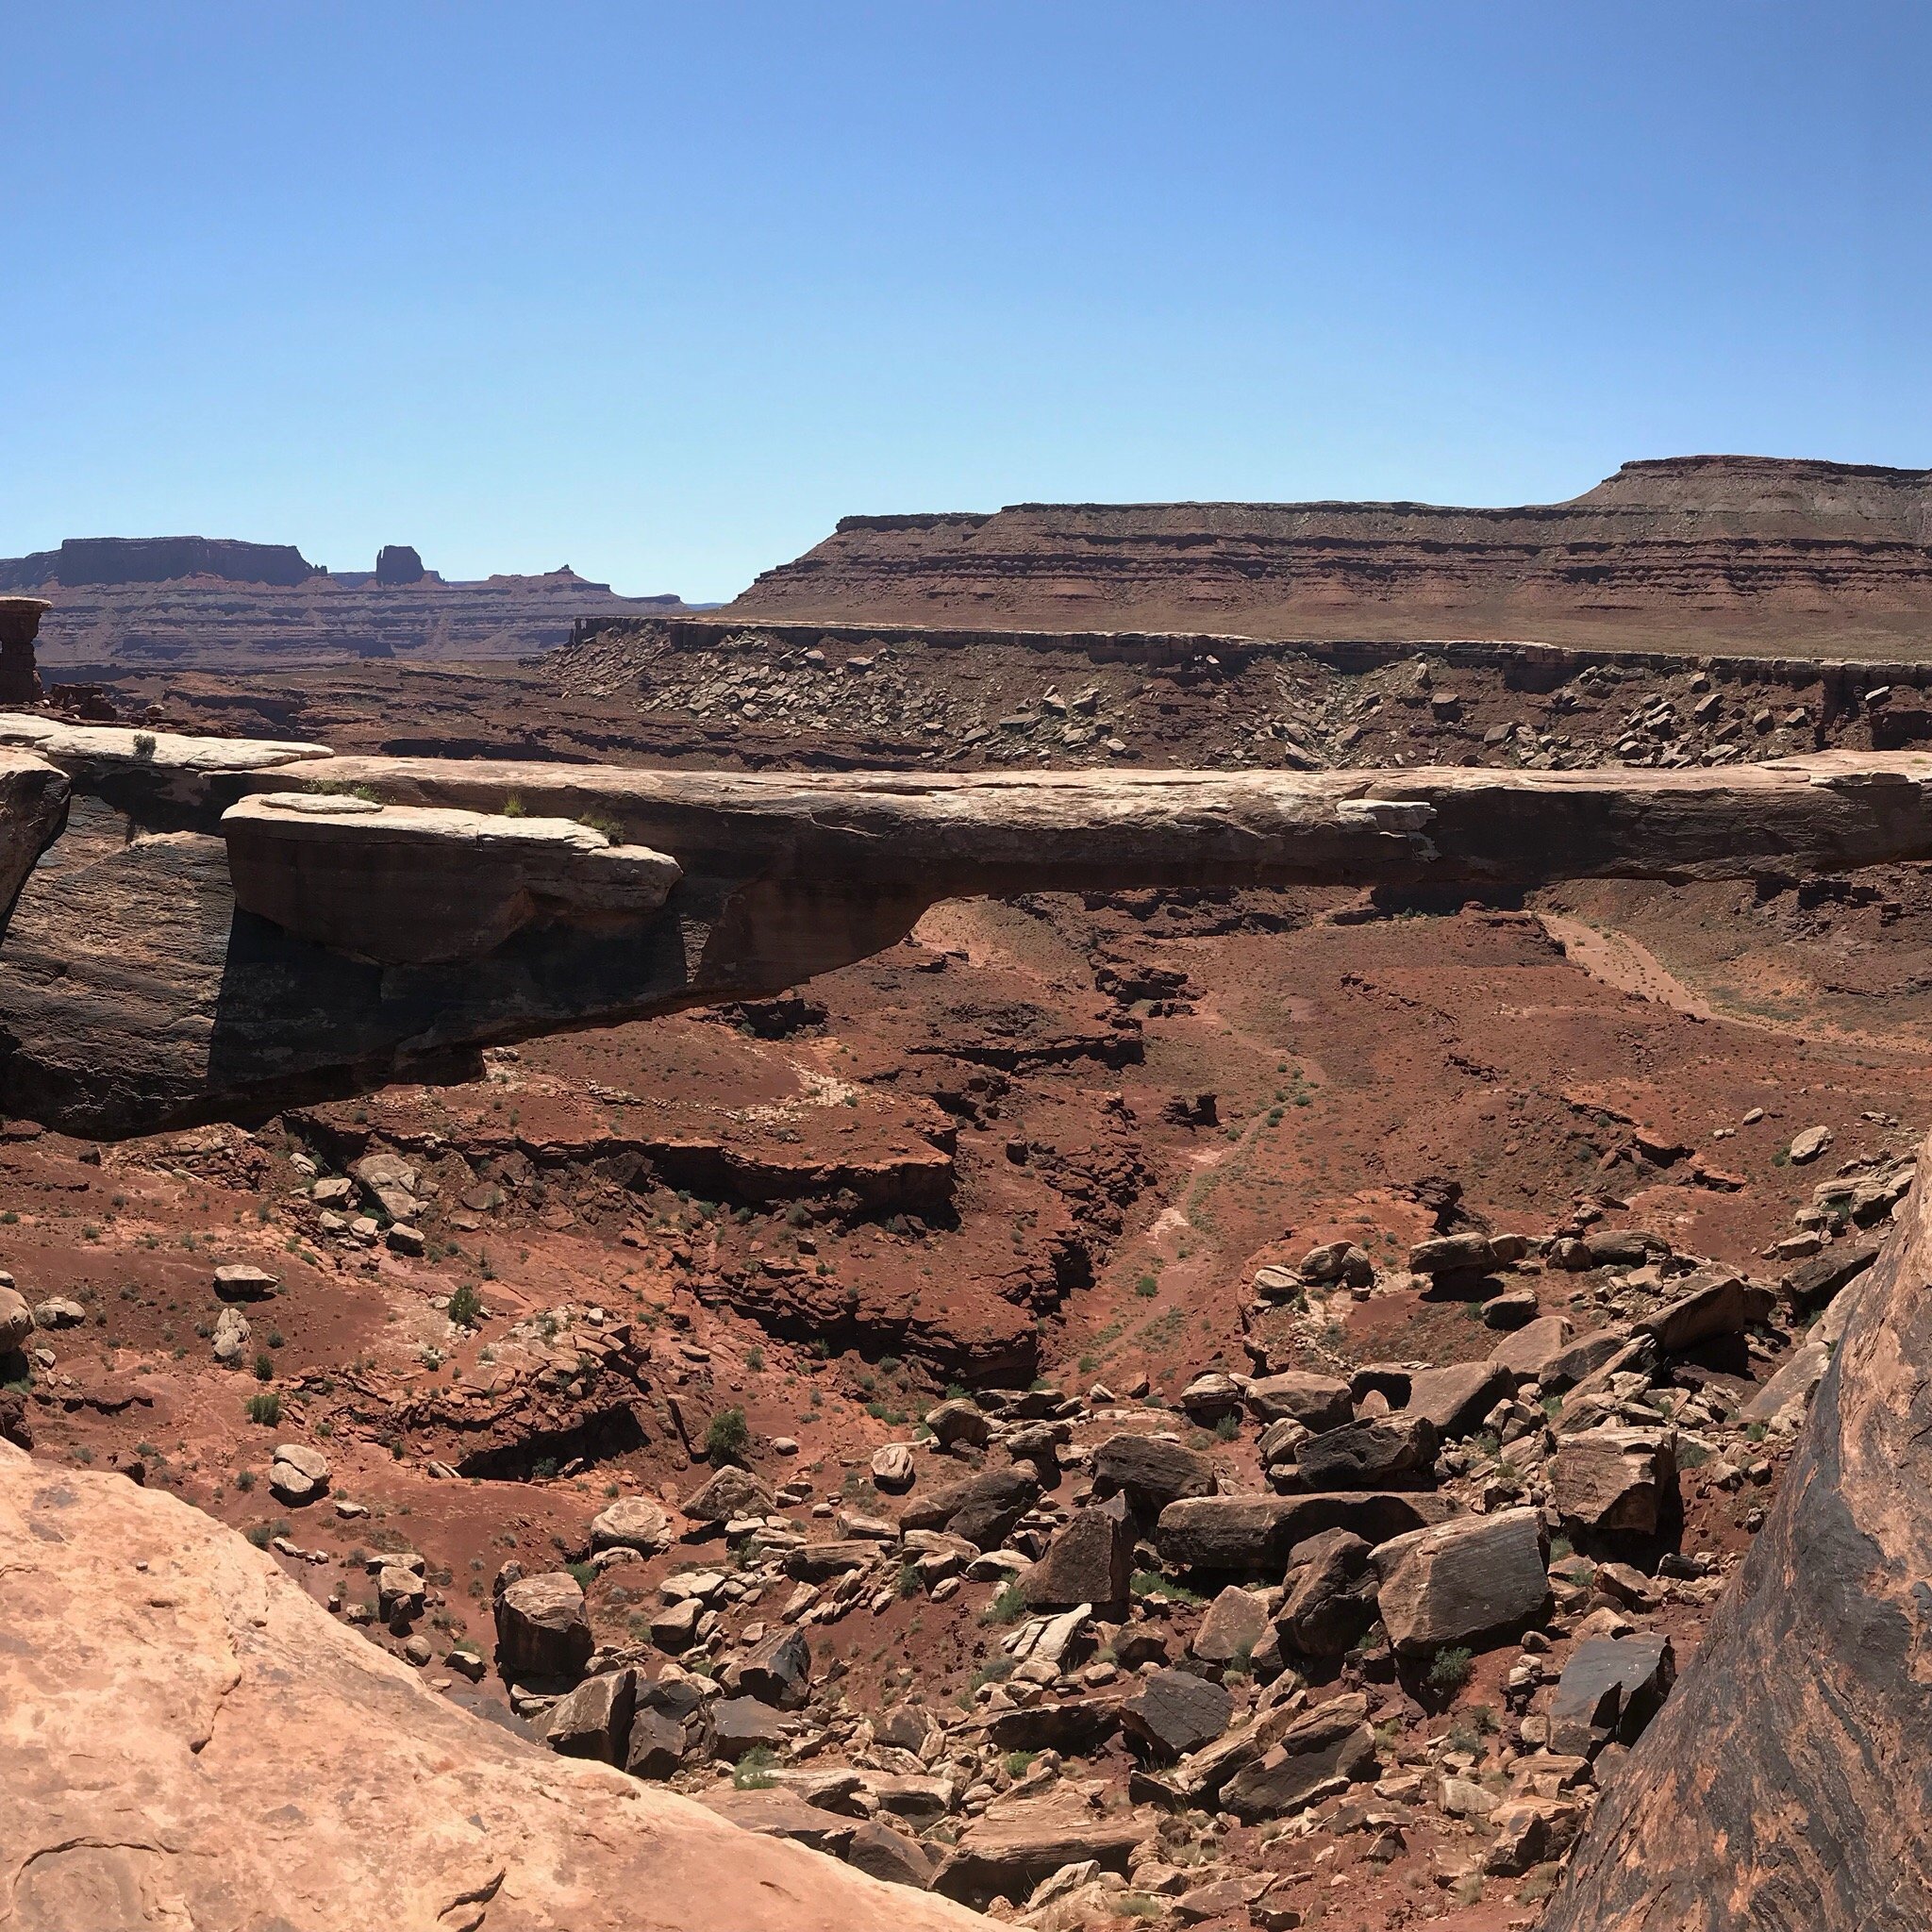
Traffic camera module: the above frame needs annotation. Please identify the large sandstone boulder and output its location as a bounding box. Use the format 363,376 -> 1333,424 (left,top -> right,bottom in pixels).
495,1571 -> 594,1682
1218,1693 -> 1377,1821
1090,1432 -> 1216,1512
1548,1426 -> 1678,1535
0,1282 -> 31,1355
1156,1491 -> 1448,1573
1020,1495 -> 1133,1610
0,1440 -> 991,1932
1292,1413 -> 1438,1490
1373,1507 -> 1549,1656
1243,1372 -> 1353,1432
1402,1359 -> 1515,1437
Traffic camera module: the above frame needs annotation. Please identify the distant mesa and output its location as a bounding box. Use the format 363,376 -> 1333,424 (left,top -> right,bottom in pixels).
0,533 -> 691,671
0,535 -> 321,592
724,454 -> 1932,657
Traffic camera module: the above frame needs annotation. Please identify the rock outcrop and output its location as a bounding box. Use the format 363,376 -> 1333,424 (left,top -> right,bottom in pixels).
0,1439 -> 989,1932
1543,1124 -> 1932,1931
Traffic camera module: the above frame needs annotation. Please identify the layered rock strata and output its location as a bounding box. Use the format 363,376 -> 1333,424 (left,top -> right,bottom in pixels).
726,456 -> 1932,656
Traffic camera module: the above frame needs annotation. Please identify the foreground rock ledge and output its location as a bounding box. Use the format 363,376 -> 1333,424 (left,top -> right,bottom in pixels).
1543,1124 -> 1932,1931
0,1441 -> 988,1932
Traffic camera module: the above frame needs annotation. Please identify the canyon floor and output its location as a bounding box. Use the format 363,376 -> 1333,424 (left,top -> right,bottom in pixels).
8,627 -> 1929,1929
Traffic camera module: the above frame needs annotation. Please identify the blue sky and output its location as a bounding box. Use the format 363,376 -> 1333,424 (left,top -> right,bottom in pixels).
4,3 -> 1928,599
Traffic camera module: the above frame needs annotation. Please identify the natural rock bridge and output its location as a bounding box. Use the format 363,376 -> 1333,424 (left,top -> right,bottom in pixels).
0,711 -> 1927,1927
3,712 -> 1932,1137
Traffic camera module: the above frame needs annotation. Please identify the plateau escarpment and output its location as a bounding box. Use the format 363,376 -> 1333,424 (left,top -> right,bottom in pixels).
725,456 -> 1932,657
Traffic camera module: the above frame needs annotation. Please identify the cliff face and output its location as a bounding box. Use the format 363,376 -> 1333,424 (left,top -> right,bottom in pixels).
726,457 -> 1932,656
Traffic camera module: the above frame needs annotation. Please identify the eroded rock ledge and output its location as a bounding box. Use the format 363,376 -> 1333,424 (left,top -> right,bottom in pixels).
0,1439 -> 989,1932
6,716 -> 1932,1131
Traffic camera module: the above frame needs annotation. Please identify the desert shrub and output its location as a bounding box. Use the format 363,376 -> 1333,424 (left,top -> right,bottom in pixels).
1428,1645 -> 1474,1696
705,1406 -> 751,1465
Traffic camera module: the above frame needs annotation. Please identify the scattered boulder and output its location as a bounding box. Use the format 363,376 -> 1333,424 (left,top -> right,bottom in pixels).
1485,1795 -> 1586,1875
785,1540 -> 878,1582
1538,1328 -> 1629,1392
1480,1286 -> 1541,1330
1784,1241 -> 1880,1314
872,1443 -> 917,1491
1788,1124 -> 1833,1165
1022,1495 -> 1134,1611
1091,1432 -> 1216,1513
702,1784 -> 854,1853
267,1442 -> 329,1507
1740,1339 -> 1830,1424
1220,1693 -> 1377,1821
1408,1234 -> 1498,1275
495,1572 -> 593,1682
924,1397 -> 991,1449
624,1705 -> 690,1779
544,1668 -> 636,1764
1292,1413 -> 1438,1491
590,1495 -> 674,1555
1547,1634 -> 1675,1757
1374,1507 -> 1549,1656
1244,1372 -> 1353,1433
1121,1667 -> 1233,1760
1403,1359 -> 1516,1437
1637,1271 -> 1774,1354
1158,1491 -> 1449,1572
1300,1240 -> 1374,1287
1191,1585 -> 1271,1665
211,1306 -> 251,1365
212,1264 -> 277,1302
846,1817 -> 938,1890
681,1464 -> 776,1525
709,1696 -> 794,1762
985,1695 -> 1121,1757
1178,1372 -> 1245,1424
1487,1315 -> 1575,1379
30,1296 -> 85,1330
1549,1427 -> 1678,1536
1277,1528 -> 1377,1656
728,1628 -> 811,1709
0,1284 -> 32,1355
935,1801 -> 1149,1905
901,1466 -> 1037,1548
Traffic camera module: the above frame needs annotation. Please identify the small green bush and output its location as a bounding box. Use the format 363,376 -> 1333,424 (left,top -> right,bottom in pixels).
446,1283 -> 483,1328
983,1582 -> 1028,1625
244,1392 -> 282,1426
1427,1645 -> 1474,1696
705,1406 -> 751,1465
733,1746 -> 778,1790
1003,1749 -> 1038,1779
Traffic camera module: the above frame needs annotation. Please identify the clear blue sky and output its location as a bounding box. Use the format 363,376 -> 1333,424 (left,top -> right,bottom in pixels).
4,3 -> 1929,599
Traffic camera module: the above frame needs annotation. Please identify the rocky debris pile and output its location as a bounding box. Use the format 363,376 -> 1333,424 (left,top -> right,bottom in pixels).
452,1201 -> 1856,1919
550,618 -> 1869,779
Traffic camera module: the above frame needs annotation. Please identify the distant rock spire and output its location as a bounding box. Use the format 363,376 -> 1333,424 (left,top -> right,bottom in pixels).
375,544 -> 426,586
